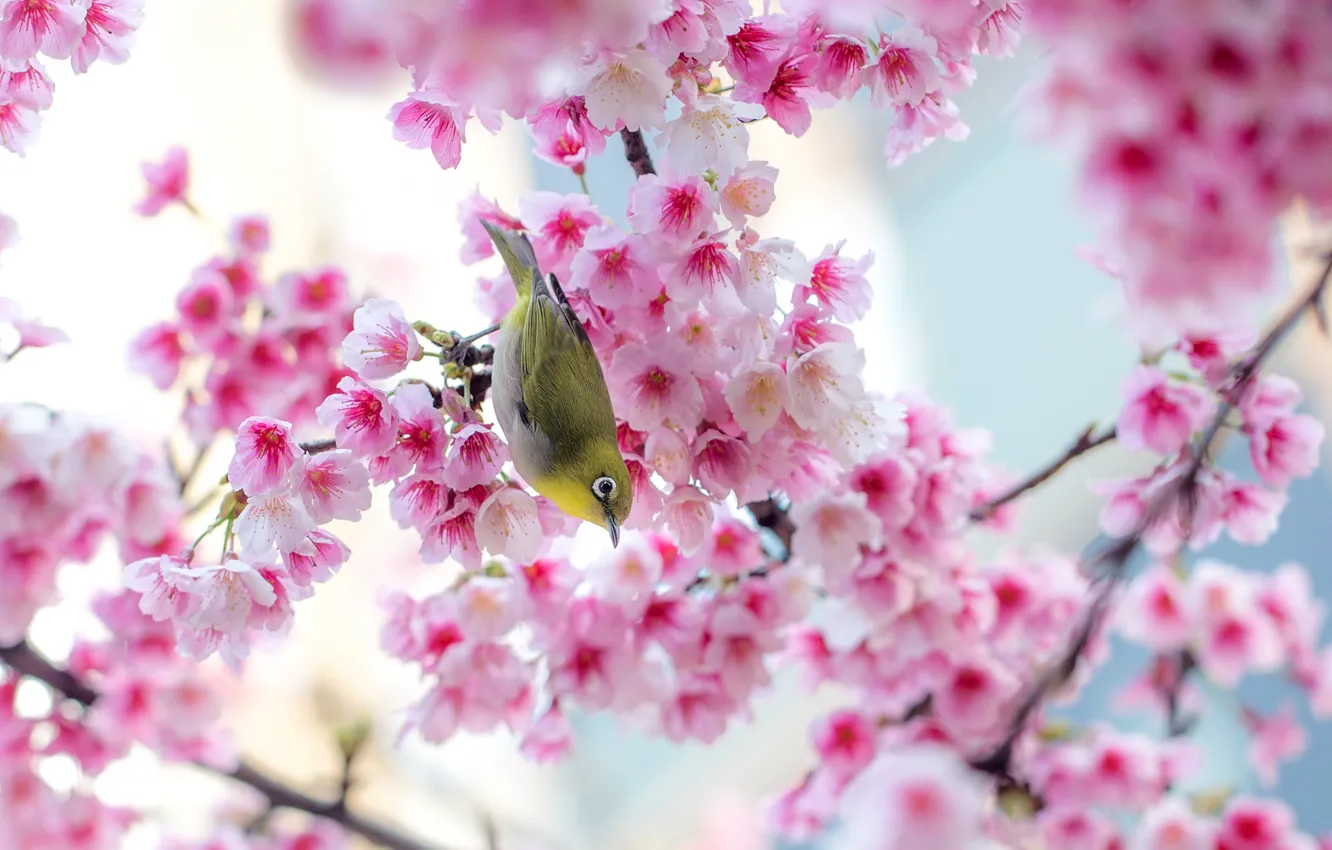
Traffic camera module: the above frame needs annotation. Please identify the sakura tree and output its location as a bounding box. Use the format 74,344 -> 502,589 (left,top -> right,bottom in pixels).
3,0 -> 1332,848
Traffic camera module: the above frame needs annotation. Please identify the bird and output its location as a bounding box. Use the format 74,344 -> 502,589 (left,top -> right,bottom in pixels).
480,221 -> 633,547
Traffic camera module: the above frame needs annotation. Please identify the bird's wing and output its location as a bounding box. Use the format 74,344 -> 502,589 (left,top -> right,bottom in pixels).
481,220 -> 539,298
519,273 -> 619,452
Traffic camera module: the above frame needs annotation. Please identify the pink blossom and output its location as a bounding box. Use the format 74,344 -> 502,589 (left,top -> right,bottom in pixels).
283,528 -> 349,585
724,361 -> 789,439
388,90 -> 468,169
704,518 -> 763,578
569,224 -> 659,309
720,161 -> 778,229
658,94 -> 765,177
1212,472 -> 1285,546
1215,798 -> 1301,850
475,487 -> 541,563
342,297 -> 421,379
1246,411 -> 1324,490
660,485 -> 714,555
789,490 -> 877,569
692,430 -> 752,499
933,655 -> 1018,736
226,416 -> 299,497
724,17 -> 793,91
671,232 -> 741,304
234,492 -> 315,555
454,576 -> 524,641
577,49 -> 673,132
1117,366 -> 1216,456
388,472 -> 446,532
71,0 -> 143,74
644,427 -> 691,485
867,28 -> 941,108
0,59 -> 53,110
628,172 -> 717,244
124,554 -> 200,623
183,556 -> 279,633
518,191 -> 601,275
289,0 -> 397,87
786,343 -> 867,432
812,37 -> 870,99
798,242 -> 874,322
0,99 -> 39,155
1131,798 -> 1213,850
545,596 -> 637,710
1244,703 -> 1306,788
443,423 -> 505,490
528,96 -> 607,157
1119,565 -> 1191,652
420,499 -> 482,569
315,376 -> 399,457
588,539 -> 663,608
223,214 -> 269,256
884,95 -> 968,167
457,191 -> 523,264
520,702 -> 573,763
134,146 -> 190,217
838,745 -> 986,850
849,453 -> 917,529
811,709 -> 877,779
175,268 -> 234,345
734,52 -> 819,137
0,0 -> 86,64
608,337 -> 704,431
293,450 -> 371,524
533,127 -> 588,172
392,383 -> 447,473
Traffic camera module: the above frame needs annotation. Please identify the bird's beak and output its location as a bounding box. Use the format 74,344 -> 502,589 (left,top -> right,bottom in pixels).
605,511 -> 621,548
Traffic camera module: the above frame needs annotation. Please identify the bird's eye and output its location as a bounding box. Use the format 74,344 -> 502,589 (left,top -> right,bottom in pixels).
593,476 -> 616,499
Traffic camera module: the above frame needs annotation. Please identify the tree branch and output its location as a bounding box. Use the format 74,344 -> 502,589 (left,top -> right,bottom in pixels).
969,251 -> 1332,781
619,129 -> 656,177
0,640 -> 445,850
970,424 -> 1118,522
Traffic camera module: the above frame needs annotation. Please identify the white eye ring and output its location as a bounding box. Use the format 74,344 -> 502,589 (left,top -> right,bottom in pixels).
593,476 -> 616,500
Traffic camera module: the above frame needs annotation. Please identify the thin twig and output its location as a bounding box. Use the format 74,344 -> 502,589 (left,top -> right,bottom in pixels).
969,252 -> 1332,781
970,425 -> 1118,521
0,641 -> 444,850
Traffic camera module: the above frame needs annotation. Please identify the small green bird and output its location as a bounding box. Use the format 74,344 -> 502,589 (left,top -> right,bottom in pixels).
481,221 -> 633,547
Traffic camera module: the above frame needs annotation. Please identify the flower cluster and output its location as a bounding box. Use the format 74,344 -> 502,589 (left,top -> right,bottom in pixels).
0,399 -> 239,848
383,528 -> 810,753
0,403 -> 183,642
1094,339 -> 1324,557
0,0 -> 145,155
354,0 -> 1024,173
1029,0 -> 1332,338
127,151 -> 358,448
835,741 -> 1328,850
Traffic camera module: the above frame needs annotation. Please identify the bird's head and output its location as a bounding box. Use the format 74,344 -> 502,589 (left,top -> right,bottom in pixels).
538,440 -> 634,547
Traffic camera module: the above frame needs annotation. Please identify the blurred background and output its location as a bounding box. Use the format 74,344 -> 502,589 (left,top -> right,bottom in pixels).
2,1 -> 1331,848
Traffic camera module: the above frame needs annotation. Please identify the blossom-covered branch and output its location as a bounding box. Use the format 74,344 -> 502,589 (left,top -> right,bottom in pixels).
971,251 -> 1332,782
0,640 -> 445,850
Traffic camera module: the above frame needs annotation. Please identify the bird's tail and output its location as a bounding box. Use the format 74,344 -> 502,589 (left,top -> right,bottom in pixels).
481,220 -> 541,299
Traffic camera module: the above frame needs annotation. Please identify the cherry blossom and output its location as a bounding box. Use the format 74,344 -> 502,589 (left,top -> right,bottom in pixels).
341,297 -> 421,379
134,146 -> 190,216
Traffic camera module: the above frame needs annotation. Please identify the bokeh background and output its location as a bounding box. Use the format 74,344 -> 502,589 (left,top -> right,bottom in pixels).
2,1 -> 1332,848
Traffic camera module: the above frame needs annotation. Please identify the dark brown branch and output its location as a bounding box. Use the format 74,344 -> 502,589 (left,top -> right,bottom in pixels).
0,640 -> 444,850
970,424 -> 1117,521
969,251 -> 1332,782
746,497 -> 795,557
619,129 -> 656,177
